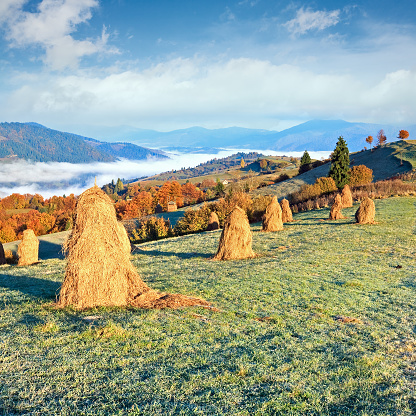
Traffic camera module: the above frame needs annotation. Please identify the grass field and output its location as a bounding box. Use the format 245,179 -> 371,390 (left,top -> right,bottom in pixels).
1,197 -> 416,415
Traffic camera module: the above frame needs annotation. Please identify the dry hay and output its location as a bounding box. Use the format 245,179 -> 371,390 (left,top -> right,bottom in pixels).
355,197 -> 375,224
57,185 -> 210,310
341,184 -> 353,208
0,243 -> 5,265
17,229 -> 39,266
329,194 -> 345,220
214,206 -> 255,260
262,196 -> 283,232
206,211 -> 219,231
280,198 -> 293,222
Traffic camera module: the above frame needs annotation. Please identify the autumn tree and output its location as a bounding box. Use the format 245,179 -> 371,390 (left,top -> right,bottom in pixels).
259,159 -> 268,170
398,130 -> 409,140
349,165 -> 373,187
181,182 -> 203,205
365,135 -> 374,151
328,136 -> 350,189
377,129 -> 387,146
240,158 -> 245,168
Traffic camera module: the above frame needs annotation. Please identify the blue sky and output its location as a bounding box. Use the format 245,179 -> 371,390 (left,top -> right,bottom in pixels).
0,0 -> 415,135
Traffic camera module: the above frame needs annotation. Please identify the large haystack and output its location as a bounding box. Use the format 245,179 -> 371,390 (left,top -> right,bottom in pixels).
214,206 -> 255,260
280,198 -> 293,222
262,196 -> 283,231
329,194 -> 345,220
207,211 -> 219,231
355,197 -> 375,224
17,229 -> 39,266
57,185 -> 210,310
341,184 -> 353,208
0,243 -> 6,265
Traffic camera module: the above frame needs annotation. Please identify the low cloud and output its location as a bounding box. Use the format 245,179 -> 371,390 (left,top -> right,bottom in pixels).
284,7 -> 340,35
0,149 -> 331,198
4,56 -> 416,130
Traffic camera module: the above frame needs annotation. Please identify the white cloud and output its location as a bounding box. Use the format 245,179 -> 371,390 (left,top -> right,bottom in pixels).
285,7 -> 340,35
2,0 -> 117,70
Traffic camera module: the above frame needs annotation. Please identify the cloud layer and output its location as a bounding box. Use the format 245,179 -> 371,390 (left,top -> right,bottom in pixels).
0,149 -> 330,198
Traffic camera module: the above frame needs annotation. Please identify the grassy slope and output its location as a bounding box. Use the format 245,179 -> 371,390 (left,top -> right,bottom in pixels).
252,140 -> 416,199
1,196 -> 416,415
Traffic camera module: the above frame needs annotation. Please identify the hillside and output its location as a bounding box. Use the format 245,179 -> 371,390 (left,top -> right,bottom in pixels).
1,197 -> 416,414
0,123 -> 167,163
252,140 -> 415,198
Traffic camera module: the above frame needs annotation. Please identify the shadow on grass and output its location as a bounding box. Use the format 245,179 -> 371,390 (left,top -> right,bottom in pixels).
0,273 -> 61,302
39,240 -> 65,260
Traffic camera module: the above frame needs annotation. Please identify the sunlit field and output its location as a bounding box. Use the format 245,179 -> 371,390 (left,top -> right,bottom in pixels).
1,197 -> 416,415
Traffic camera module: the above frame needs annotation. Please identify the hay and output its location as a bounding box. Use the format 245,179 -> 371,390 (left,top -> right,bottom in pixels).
17,229 -> 39,266
214,206 -> 255,260
207,211 -> 219,231
0,243 -> 5,265
341,184 -> 353,208
262,196 -> 283,231
329,194 -> 345,220
280,198 -> 293,222
57,185 -> 210,310
355,197 -> 375,224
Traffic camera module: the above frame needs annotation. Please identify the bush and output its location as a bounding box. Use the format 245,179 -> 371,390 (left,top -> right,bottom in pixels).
249,195 -> 272,223
315,177 -> 337,194
290,183 -> 322,204
130,217 -> 173,243
174,205 -> 211,236
349,165 -> 373,187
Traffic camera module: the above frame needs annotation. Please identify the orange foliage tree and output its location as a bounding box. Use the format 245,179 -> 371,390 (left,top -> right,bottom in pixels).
181,182 -> 203,205
398,130 -> 409,140
349,165 -> 373,187
365,135 -> 373,151
377,129 -> 387,146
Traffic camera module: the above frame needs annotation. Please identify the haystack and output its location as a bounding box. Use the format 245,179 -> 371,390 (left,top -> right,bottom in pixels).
57,185 -> 210,310
329,194 -> 345,220
262,196 -> 283,231
207,211 -> 219,231
17,229 -> 39,266
355,197 -> 375,224
214,206 -> 255,260
0,243 -> 6,265
280,198 -> 293,222
341,184 -> 353,208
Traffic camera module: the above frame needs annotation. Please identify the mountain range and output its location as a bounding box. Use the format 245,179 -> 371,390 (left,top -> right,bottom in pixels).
0,120 -> 414,165
0,122 -> 167,163
84,120 -> 416,153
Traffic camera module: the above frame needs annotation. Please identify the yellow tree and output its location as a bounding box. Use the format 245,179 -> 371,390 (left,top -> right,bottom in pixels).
240,158 -> 245,168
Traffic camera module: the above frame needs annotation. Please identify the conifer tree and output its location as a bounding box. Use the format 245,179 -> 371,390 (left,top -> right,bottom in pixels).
299,150 -> 312,174
328,136 -> 350,189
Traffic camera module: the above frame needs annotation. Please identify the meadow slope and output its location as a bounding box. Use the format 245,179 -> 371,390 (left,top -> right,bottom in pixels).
1,197 -> 416,415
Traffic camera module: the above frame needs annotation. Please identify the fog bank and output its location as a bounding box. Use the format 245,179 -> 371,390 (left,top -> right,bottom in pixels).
0,150 -> 331,198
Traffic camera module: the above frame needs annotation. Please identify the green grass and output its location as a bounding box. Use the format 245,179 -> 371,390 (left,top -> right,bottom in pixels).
1,197 -> 416,415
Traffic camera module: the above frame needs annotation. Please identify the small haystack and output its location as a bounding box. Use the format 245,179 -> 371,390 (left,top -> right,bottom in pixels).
0,243 -> 6,265
341,184 -> 353,208
58,185 -> 210,310
17,229 -> 39,266
207,211 -> 219,231
329,194 -> 345,220
262,196 -> 283,232
214,206 -> 255,260
280,198 -> 293,223
355,197 -> 375,224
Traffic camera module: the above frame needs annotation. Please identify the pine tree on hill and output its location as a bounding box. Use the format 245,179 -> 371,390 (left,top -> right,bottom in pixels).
328,136 -> 350,189
299,150 -> 312,174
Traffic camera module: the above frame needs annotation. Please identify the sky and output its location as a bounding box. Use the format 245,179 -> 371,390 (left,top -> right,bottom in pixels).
1,0 -> 416,136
